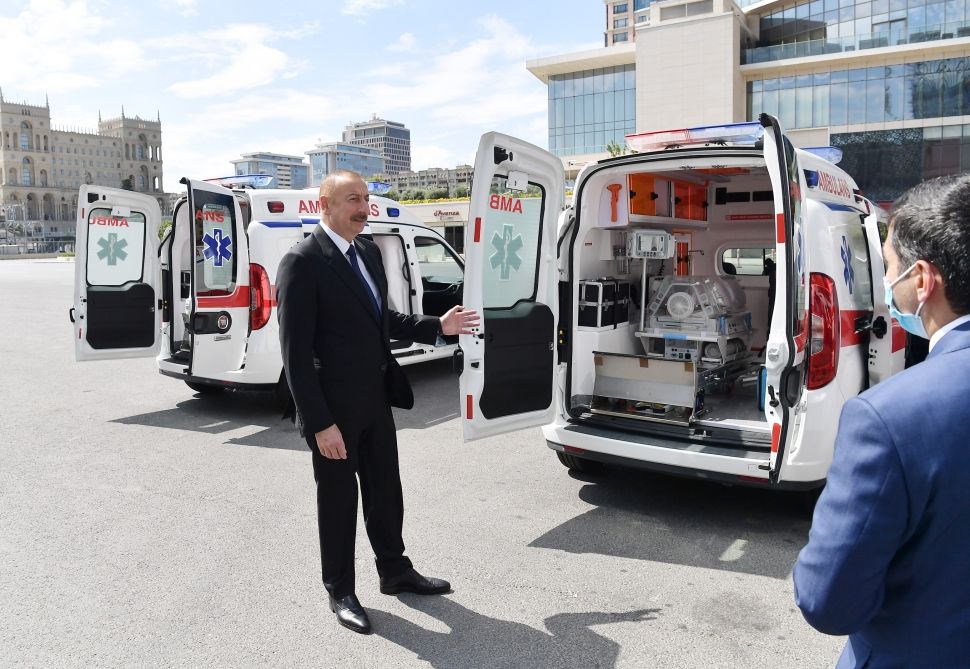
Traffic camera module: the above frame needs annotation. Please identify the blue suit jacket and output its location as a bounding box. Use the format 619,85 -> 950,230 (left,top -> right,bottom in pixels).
793,321 -> 970,668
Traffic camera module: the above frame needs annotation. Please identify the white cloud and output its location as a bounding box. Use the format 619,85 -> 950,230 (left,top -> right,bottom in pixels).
387,32 -> 416,53
162,24 -> 303,98
172,0 -> 198,16
161,88 -> 341,189
0,0 -> 145,93
341,0 -> 403,17
358,16 -> 548,142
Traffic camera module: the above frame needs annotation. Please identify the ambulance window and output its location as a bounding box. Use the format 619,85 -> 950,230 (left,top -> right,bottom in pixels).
481,176 -> 545,309
415,237 -> 462,283
842,223 -> 874,310
192,192 -> 237,296
720,247 -> 776,276
85,207 -> 146,286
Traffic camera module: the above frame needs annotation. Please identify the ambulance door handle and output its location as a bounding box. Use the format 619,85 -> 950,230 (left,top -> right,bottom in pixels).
68,307 -> 75,323
869,316 -> 888,338
452,347 -> 464,376
767,385 -> 779,408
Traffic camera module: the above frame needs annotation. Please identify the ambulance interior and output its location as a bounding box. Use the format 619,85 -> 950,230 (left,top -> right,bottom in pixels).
567,157 -> 778,449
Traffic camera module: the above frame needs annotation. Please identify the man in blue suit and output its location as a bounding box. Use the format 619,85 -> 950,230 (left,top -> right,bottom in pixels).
794,174 -> 970,668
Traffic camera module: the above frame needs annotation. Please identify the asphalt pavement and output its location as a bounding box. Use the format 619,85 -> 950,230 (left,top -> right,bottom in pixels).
0,260 -> 844,667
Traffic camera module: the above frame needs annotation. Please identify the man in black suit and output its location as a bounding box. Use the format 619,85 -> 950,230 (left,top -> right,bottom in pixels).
277,170 -> 479,635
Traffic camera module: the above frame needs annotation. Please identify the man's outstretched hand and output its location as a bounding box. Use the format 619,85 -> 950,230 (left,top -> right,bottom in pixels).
440,305 -> 481,336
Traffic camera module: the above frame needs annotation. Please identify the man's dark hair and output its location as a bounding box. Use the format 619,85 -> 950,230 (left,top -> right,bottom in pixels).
890,174 -> 970,314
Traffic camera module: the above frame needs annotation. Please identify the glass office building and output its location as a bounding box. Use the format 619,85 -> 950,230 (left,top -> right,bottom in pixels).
547,64 -> 637,157
531,0 -> 967,201
744,0 -> 970,201
230,152 -> 309,190
306,143 -> 385,186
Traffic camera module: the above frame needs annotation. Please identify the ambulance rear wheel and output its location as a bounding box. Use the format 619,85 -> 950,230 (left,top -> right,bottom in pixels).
185,380 -> 224,395
556,451 -> 605,474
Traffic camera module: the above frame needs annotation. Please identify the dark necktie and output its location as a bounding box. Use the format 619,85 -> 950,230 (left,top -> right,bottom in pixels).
346,244 -> 381,320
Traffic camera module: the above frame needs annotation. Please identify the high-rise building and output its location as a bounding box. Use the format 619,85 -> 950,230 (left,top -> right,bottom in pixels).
230,152 -> 309,190
0,93 -> 165,250
305,142 -> 385,185
531,0 -> 970,202
604,0 -> 654,44
342,116 -> 411,174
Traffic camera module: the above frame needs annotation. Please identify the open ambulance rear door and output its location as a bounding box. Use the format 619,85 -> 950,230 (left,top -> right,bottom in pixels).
860,203 -> 907,384
72,187 -> 162,361
760,114 -> 811,484
459,133 -> 565,441
181,178 -> 251,381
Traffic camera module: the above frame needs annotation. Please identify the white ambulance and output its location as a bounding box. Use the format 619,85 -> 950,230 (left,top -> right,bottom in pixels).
458,115 -> 905,489
70,178 -> 464,399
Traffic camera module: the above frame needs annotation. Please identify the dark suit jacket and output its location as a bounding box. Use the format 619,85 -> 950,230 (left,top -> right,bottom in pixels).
793,321 -> 970,668
276,225 -> 439,438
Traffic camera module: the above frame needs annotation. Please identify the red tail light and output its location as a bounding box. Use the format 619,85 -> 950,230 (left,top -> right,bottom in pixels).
807,272 -> 839,389
249,263 -> 272,330
267,201 -> 284,213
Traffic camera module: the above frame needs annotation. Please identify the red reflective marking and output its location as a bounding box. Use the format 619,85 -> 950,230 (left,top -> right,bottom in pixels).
738,475 -> 769,484
771,422 -> 781,453
776,213 -> 785,243
466,394 -> 473,420
794,332 -> 808,353
474,217 -> 482,243
78,328 -> 82,340
840,309 -> 870,347
197,285 -> 250,309
81,208 -> 85,219
891,318 -> 907,352
563,445 -> 586,455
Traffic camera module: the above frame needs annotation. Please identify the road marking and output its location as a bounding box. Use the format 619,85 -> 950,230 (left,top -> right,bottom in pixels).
719,539 -> 748,562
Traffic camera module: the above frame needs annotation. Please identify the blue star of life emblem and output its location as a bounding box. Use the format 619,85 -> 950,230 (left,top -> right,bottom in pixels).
96,233 -> 128,266
840,235 -> 854,294
202,228 -> 233,267
490,224 -> 523,281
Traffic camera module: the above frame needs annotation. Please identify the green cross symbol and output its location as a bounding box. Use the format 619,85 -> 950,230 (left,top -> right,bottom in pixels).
96,233 -> 128,266
489,224 -> 523,281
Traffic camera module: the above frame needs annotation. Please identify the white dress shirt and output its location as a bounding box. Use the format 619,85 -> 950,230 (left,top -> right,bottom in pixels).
321,223 -> 381,311
929,313 -> 970,352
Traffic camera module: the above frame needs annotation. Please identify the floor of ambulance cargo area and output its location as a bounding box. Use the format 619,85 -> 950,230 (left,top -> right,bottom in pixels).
1,260 -> 844,668
698,386 -> 770,434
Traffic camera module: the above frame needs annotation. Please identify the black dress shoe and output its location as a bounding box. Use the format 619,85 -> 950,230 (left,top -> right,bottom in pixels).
379,568 -> 451,595
329,594 -> 372,634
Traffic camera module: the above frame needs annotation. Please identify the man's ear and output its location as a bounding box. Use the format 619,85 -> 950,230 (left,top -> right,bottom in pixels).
319,195 -> 329,215
916,260 -> 941,303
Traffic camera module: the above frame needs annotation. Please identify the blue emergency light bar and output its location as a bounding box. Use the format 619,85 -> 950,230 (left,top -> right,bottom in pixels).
801,147 -> 843,165
204,174 -> 276,189
367,181 -> 392,195
626,122 -> 765,153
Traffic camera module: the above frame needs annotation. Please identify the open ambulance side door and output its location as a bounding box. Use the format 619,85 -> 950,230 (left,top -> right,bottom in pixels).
861,204 -> 906,384
72,186 -> 162,361
460,133 -> 565,441
760,114 -> 810,483
181,178 -> 250,380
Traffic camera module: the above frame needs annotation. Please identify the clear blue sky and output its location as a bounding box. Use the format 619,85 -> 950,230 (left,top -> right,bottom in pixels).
2,0 -> 603,191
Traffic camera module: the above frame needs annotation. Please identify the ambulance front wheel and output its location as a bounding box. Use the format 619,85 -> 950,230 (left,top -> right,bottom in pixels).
185,380 -> 224,395
556,451 -> 605,474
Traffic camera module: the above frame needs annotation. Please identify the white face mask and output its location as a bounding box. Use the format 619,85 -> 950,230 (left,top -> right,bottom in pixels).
884,262 -> 928,339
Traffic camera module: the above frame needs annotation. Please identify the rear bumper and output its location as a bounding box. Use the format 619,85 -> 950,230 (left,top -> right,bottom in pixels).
543,420 -> 825,491
157,361 -> 277,392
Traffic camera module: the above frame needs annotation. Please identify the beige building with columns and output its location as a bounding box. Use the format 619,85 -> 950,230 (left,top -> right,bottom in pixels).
0,93 -> 165,250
